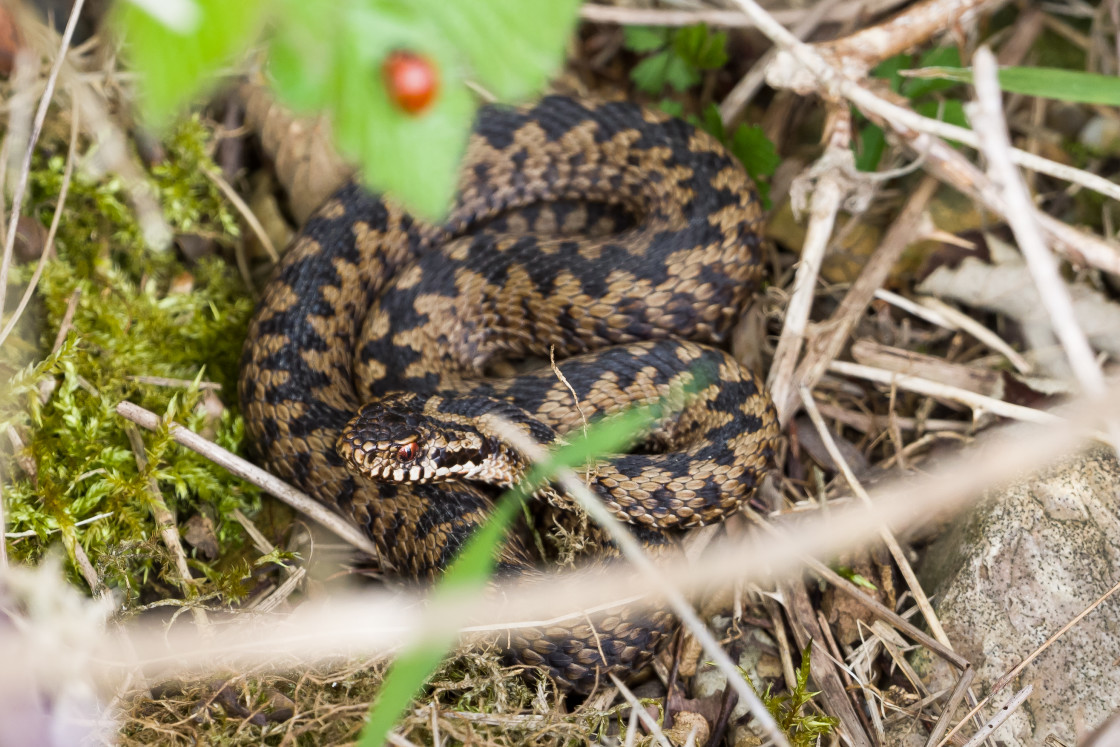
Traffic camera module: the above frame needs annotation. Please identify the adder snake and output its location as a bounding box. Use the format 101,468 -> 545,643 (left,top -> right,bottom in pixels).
239,96 -> 780,691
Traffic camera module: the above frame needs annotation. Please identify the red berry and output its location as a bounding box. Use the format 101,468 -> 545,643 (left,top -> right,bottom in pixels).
383,50 -> 439,115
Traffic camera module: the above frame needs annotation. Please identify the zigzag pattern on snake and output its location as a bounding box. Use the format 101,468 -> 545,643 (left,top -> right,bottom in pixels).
239,96 -> 780,692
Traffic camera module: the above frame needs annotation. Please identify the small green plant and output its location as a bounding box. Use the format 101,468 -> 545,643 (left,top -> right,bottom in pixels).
855,46 -> 968,172
112,0 -> 582,219
833,565 -> 878,591
692,104 -> 780,209
746,641 -> 839,747
623,23 -> 729,94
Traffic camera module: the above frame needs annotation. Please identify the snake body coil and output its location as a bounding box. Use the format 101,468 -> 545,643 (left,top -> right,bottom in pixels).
240,96 -> 780,691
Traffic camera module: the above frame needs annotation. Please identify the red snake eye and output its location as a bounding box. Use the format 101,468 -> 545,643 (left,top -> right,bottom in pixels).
397,442 -> 420,463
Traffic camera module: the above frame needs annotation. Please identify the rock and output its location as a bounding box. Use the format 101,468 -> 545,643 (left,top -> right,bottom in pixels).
919,447 -> 1120,745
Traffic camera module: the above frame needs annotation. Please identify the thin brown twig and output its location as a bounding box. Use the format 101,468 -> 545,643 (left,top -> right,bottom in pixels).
202,166 -> 280,263
0,91 -> 79,349
0,0 -> 86,322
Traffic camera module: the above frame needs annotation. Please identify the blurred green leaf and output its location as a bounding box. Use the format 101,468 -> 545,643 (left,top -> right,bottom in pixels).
623,25 -> 670,53
673,24 -> 727,70
853,122 -> 886,172
729,124 -> 777,209
113,0 -> 266,126
426,0 -> 581,100
909,65 -> 1120,106
115,0 -> 581,220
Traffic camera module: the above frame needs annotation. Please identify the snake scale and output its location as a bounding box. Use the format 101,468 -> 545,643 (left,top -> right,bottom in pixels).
239,96 -> 781,692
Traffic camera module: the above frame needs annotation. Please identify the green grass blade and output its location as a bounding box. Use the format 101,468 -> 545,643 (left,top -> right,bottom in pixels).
911,66 -> 1120,106
357,489 -> 522,747
357,402 -> 662,745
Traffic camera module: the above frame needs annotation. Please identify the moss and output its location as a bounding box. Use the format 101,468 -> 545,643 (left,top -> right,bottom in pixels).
1,114 -> 260,605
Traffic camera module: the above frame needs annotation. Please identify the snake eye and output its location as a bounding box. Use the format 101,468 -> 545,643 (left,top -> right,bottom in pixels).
396,442 -> 420,463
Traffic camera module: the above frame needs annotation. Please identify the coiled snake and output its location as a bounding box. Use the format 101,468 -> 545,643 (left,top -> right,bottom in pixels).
239,96 -> 780,692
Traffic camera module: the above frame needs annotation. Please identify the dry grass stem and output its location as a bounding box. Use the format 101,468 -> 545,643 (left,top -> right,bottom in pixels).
767,135 -> 850,415
958,685 -> 1033,747
126,375 -> 223,391
800,387 -> 953,650
124,423 -> 211,630
609,674 -> 673,747
578,0 -> 910,29
115,400 -> 381,557
202,166 -> 280,263
489,418 -> 789,745
923,666 -> 978,747
0,91 -> 78,349
827,360 -> 1064,426
0,0 -> 85,320
50,287 -> 81,355
968,48 -> 1117,466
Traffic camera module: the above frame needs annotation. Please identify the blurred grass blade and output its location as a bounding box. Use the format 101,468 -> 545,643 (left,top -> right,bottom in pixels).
357,401 -> 661,746
908,66 -> 1120,106
356,490 -> 522,747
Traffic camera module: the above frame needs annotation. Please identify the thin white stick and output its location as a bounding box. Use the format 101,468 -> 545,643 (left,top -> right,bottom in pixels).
0,385 -> 1114,690
115,400 -> 380,557
959,685 -> 1033,747
767,146 -> 846,412
827,360 -> 1063,426
489,419 -> 790,747
968,49 -> 1110,403
579,0 -> 910,29
609,674 -> 674,747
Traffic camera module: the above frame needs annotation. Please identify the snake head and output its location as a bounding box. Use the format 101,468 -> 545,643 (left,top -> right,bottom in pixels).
336,392 -> 509,485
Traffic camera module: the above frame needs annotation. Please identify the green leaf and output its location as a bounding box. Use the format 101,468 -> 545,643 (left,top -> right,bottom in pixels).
908,65 -> 1120,106
664,54 -> 702,92
672,24 -> 727,70
871,53 -> 908,94
658,99 -> 685,118
691,103 -> 726,141
112,0 -> 266,126
853,121 -> 886,172
729,124 -> 778,208
623,25 -> 669,53
424,0 -> 582,101
631,52 -> 674,94
269,0 -> 476,220
730,124 -> 779,179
